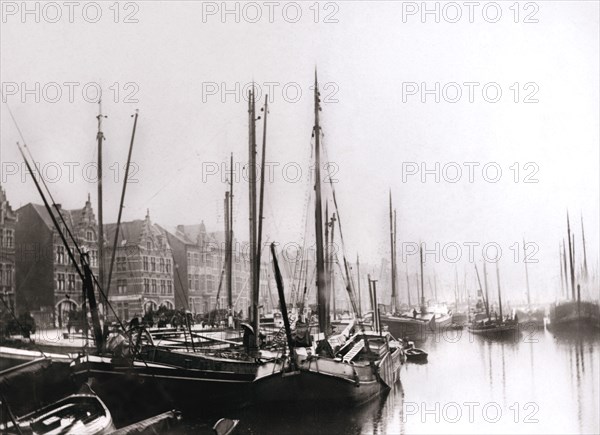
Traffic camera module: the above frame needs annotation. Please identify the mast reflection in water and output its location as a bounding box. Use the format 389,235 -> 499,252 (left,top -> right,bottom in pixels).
184,328 -> 599,434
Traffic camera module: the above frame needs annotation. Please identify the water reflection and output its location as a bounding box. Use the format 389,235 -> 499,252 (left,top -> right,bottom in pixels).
176,328 -> 599,434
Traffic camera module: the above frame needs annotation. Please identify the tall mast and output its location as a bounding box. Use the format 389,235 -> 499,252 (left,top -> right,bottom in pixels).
105,110 -> 138,300
419,243 -> 425,311
474,264 -> 490,319
256,97 -> 268,317
496,261 -> 503,321
356,254 -> 362,316
248,86 -> 259,347
228,154 -> 234,312
581,215 -> 588,280
313,71 -> 329,335
523,238 -> 531,307
96,100 -> 106,309
389,191 -> 397,313
406,265 -> 411,306
483,261 -> 490,315
454,266 -> 459,304
324,203 -> 330,320
394,209 -> 398,307
559,243 -> 565,297
567,212 -> 575,300
224,192 -> 232,310
329,213 -> 337,318
562,240 -> 569,299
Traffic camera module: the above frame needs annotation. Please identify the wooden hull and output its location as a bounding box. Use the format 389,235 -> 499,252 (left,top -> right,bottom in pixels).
0,393 -> 115,435
432,314 -> 452,330
0,357 -> 76,417
405,349 -> 428,363
380,315 -> 433,341
468,323 -> 519,339
253,348 -> 402,406
71,352 -> 285,415
548,301 -> 600,332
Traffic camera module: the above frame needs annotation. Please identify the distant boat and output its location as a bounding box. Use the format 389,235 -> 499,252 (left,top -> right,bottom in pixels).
515,306 -> 546,329
380,311 -> 434,341
468,262 -> 519,339
381,245 -> 450,339
548,300 -> 600,332
548,214 -> 600,332
468,317 -> 519,338
0,391 -> 114,435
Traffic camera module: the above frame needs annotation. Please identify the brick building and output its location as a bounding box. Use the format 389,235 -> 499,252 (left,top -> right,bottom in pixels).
104,210 -> 175,322
15,196 -> 99,328
167,222 -> 272,318
0,185 -> 17,312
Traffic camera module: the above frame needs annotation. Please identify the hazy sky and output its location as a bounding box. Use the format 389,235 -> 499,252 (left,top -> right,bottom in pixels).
1,1 -> 598,303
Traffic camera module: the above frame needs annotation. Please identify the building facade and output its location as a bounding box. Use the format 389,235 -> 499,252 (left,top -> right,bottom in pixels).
15,197 -> 99,328
0,185 -> 17,312
105,211 -> 175,322
168,222 -> 271,319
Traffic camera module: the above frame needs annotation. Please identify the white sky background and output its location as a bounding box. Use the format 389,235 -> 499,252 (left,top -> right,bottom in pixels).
1,1 -> 598,304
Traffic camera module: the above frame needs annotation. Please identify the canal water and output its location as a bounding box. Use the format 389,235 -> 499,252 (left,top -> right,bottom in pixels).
2,327 -> 597,434
198,327 -> 599,435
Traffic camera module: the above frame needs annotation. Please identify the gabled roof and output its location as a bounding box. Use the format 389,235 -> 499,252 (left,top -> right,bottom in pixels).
19,200 -> 96,234
104,220 -> 145,247
104,214 -> 170,251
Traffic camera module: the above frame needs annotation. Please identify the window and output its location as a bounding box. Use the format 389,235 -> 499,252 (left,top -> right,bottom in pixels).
194,253 -> 200,266
123,302 -> 129,320
160,280 -> 166,295
188,274 -> 192,289
159,258 -> 165,273
56,246 -> 65,264
199,274 -> 206,292
4,230 -> 13,248
90,250 -> 98,267
194,275 -> 199,291
151,257 -> 156,272
5,265 -> 11,286
0,264 -> 4,286
166,259 -> 172,273
57,273 -> 65,290
67,274 -> 75,291
207,274 -> 215,292
167,280 -> 173,294
147,241 -> 152,250
187,252 -> 192,266
144,278 -> 150,293
143,257 -> 149,271
117,256 -> 127,272
151,279 -> 157,294
86,230 -> 94,241
206,255 -> 214,268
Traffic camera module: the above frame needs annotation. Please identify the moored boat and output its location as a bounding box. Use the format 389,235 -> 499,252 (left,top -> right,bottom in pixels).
0,391 -> 115,435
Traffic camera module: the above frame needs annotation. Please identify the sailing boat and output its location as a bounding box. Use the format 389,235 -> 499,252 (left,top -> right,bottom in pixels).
515,238 -> 545,328
468,261 -> 518,338
71,90 -> 292,411
548,213 -> 600,332
253,72 -> 404,405
381,242 -> 437,341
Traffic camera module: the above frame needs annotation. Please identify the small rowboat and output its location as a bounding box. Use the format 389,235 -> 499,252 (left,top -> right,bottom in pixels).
0,392 -> 115,434
404,347 -> 428,363
402,340 -> 428,363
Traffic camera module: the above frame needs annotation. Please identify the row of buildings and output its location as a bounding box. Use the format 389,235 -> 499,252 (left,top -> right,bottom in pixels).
0,185 -> 271,328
